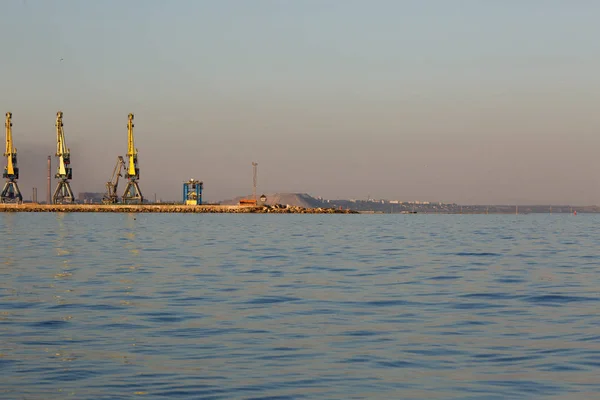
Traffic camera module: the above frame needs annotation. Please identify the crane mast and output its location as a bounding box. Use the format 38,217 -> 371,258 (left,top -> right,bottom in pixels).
127,113 -> 137,177
1,112 -> 22,203
122,113 -> 143,203
102,156 -> 125,204
52,111 -> 74,204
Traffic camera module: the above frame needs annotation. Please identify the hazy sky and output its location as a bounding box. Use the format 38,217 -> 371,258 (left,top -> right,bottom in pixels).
2,0 -> 600,204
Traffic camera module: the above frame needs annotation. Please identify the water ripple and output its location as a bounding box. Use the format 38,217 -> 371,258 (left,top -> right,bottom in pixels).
1,213 -> 600,398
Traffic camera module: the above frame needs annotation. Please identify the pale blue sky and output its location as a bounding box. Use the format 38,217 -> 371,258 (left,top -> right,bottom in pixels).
2,0 -> 600,204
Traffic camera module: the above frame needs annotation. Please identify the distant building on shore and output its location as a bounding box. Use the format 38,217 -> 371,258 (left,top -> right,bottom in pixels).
78,192 -> 104,203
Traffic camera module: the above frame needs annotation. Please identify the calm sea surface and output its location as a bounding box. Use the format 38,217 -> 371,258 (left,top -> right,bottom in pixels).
1,213 -> 599,399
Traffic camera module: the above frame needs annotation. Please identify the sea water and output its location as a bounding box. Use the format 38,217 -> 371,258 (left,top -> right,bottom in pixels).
1,213 -> 599,399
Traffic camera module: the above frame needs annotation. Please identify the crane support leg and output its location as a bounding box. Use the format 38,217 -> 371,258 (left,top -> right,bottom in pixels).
1,180 -> 22,203
122,180 -> 143,204
53,180 -> 74,204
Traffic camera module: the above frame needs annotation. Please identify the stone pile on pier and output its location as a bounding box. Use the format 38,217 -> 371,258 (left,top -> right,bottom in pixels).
0,203 -> 358,214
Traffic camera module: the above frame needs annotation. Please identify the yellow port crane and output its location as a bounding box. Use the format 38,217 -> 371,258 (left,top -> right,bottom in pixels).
121,113 -> 143,203
1,112 -> 22,203
52,111 -> 74,204
102,156 -> 125,204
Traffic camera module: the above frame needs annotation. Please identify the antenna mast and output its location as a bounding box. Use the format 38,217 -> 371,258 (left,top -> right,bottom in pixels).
252,162 -> 258,203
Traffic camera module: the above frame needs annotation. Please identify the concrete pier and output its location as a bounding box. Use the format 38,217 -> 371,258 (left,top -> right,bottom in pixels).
0,203 -> 358,214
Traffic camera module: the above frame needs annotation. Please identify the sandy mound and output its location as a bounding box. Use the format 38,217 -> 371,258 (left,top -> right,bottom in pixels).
220,193 -> 322,208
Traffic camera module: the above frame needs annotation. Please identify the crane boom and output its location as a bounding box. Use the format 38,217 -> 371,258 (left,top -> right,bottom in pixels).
102,156 -> 125,204
4,112 -> 15,176
1,112 -> 22,203
55,111 -> 69,177
127,113 -> 137,177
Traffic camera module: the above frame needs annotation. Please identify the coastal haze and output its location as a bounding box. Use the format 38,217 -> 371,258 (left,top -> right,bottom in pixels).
1,1 -> 600,205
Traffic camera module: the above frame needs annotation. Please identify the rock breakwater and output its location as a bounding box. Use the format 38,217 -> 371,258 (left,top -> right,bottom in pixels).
0,203 -> 358,214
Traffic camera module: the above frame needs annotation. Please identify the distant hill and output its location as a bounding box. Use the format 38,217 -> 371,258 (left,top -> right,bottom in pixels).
219,193 -> 323,208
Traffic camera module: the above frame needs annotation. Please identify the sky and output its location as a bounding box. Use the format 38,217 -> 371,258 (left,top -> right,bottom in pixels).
1,0 -> 600,205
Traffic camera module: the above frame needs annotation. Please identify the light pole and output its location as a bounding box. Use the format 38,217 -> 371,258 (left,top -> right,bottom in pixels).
252,162 -> 258,203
